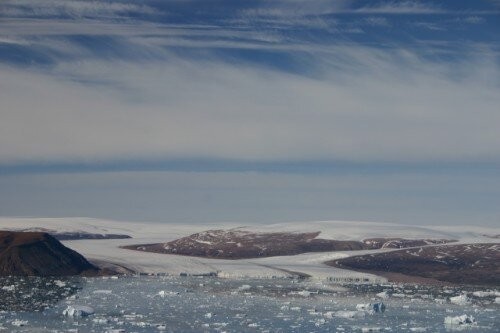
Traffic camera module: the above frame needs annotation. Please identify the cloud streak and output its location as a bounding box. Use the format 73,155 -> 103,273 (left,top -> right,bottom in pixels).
1,44 -> 499,165
1,0 -> 499,167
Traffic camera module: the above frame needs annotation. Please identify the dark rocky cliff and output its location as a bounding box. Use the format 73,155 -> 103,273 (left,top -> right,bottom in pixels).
0,231 -> 98,276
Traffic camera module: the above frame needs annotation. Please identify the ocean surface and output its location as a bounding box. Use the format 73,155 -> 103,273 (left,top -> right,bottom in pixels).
0,276 -> 498,332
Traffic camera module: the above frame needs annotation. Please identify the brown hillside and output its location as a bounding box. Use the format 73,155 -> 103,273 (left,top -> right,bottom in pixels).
0,231 -> 98,276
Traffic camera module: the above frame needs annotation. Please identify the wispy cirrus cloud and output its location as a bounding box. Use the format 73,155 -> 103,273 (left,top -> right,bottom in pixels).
0,0 -> 499,168
1,0 -> 499,226
1,44 -> 499,165
0,0 -> 156,19
353,1 -> 444,14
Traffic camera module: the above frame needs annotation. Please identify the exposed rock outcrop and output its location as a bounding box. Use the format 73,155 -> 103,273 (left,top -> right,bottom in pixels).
328,243 -> 500,286
123,229 -> 455,259
0,231 -> 98,276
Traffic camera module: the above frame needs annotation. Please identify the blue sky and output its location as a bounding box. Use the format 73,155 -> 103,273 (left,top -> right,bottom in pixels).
0,0 -> 499,226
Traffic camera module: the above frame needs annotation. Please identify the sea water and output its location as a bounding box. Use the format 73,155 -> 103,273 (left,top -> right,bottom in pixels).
0,276 -> 498,332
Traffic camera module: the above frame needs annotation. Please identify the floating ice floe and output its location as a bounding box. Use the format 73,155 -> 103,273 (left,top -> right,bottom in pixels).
62,305 -> 95,317
449,294 -> 470,305
356,302 -> 385,313
92,317 -> 109,324
330,310 -> 365,319
472,290 -> 499,298
237,284 -> 251,291
444,314 -> 477,328
495,297 -> 500,304
11,319 -> 28,327
376,291 -> 389,299
53,280 -> 66,288
409,327 -> 427,332
93,289 -> 112,294
158,290 -> 179,297
361,327 -> 382,332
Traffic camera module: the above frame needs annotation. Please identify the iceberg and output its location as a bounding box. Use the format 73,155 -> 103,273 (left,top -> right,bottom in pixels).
444,314 -> 476,326
333,310 -> 365,319
356,302 -> 386,313
11,319 -> 28,327
449,294 -> 470,305
376,291 -> 389,299
62,305 -> 95,317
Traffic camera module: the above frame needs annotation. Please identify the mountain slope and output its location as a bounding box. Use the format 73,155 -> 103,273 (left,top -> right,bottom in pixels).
0,231 -> 98,276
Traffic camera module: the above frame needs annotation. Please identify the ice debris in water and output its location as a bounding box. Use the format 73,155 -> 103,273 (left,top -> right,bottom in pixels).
449,294 -> 470,305
472,290 -> 499,297
444,314 -> 477,327
356,302 -> 386,313
376,291 -> 389,299
237,284 -> 251,291
93,289 -> 112,294
62,305 -> 95,317
11,319 -> 28,327
329,310 -> 365,319
53,280 -> 66,288
158,290 -> 179,297
361,327 -> 382,332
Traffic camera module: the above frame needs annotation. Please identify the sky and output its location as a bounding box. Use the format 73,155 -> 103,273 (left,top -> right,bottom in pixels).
0,0 -> 499,226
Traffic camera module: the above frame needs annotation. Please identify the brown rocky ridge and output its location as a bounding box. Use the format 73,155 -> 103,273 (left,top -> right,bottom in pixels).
328,243 -> 500,286
122,229 -> 454,259
0,231 -> 98,276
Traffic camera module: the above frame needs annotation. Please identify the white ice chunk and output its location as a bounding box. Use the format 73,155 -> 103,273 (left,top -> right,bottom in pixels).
449,294 -> 470,305
356,302 -> 385,313
334,310 -> 365,318
54,280 -> 66,287
62,305 -> 95,317
444,314 -> 476,326
11,320 -> 28,327
376,291 -> 389,299
237,284 -> 251,291
158,290 -> 179,297
93,290 -> 112,294
472,290 -> 500,297
356,303 -> 372,311
296,290 -> 312,297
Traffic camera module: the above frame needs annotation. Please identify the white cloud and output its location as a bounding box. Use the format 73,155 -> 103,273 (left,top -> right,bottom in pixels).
354,1 -> 444,14
0,45 -> 499,165
363,17 -> 391,27
1,0 -> 155,18
462,16 -> 486,24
